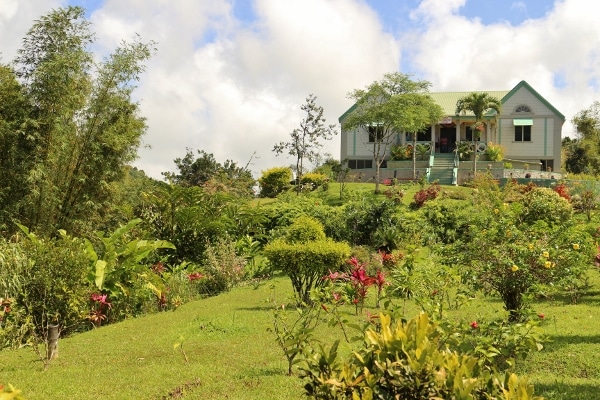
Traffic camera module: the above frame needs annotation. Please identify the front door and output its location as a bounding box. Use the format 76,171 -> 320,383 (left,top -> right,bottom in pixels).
439,127 -> 455,153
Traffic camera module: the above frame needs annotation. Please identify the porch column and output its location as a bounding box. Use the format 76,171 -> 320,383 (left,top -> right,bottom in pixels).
455,120 -> 460,143
430,124 -> 435,153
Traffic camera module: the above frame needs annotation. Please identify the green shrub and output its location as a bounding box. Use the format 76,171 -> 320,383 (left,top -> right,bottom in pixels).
264,239 -> 351,305
300,173 -> 328,191
259,167 -> 292,198
300,312 -> 542,399
444,203 -> 594,321
0,231 -> 92,341
342,199 -> 399,247
198,237 -> 247,296
454,141 -> 473,161
284,216 -> 326,243
521,187 -> 573,226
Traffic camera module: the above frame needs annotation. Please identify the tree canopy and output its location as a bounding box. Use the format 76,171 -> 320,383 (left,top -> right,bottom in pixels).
564,101 -> 600,174
163,148 -> 256,198
342,72 -> 442,192
0,6 -> 155,236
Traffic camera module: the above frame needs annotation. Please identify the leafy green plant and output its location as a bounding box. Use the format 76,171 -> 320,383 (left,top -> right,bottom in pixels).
439,316 -> 546,371
6,226 -> 91,337
520,187 -> 573,226
270,304 -> 322,375
198,237 -> 247,295
300,173 -> 329,191
299,312 -> 542,399
454,140 -> 473,161
415,143 -> 430,160
84,219 -> 175,322
390,144 -> 412,161
485,142 -> 506,161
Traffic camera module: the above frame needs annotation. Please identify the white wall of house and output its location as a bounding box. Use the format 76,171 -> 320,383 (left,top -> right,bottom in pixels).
496,85 -> 563,171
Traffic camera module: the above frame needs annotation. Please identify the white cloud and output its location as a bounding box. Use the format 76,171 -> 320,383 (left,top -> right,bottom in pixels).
3,0 -> 599,178
402,0 -> 600,136
92,0 -> 400,178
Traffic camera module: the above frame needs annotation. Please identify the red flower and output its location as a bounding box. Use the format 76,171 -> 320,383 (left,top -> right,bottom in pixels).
470,321 -> 479,329
187,272 -> 204,281
538,313 -> 545,319
346,256 -> 361,268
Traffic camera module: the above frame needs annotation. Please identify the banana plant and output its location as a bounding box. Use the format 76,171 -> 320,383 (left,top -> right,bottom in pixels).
84,219 -> 175,296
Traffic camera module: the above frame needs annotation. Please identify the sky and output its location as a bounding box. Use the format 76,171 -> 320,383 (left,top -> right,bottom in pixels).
1,0 -> 598,179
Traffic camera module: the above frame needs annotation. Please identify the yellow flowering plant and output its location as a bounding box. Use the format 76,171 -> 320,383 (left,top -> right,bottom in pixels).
443,201 -> 594,322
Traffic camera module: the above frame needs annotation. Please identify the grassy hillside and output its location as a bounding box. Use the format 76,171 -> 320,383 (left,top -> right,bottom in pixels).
2,269 -> 600,399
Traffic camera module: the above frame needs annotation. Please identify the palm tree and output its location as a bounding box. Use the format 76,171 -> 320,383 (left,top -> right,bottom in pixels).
455,92 -> 501,176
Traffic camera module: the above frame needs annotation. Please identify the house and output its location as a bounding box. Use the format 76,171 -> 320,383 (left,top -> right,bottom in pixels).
339,80 -> 564,183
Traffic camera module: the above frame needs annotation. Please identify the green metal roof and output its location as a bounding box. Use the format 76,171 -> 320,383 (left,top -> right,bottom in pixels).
429,90 -> 508,117
338,80 -> 565,123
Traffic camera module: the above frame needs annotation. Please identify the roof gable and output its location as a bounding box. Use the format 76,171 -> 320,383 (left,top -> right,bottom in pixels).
501,80 -> 565,120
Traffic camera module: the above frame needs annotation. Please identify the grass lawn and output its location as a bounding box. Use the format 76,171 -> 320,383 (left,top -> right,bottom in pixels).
2,268 -> 600,399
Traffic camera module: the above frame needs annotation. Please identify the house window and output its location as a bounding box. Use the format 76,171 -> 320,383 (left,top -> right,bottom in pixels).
416,128 -> 430,142
348,159 -> 373,169
368,126 -> 384,143
515,105 -> 532,113
514,119 -> 532,142
514,125 -> 531,142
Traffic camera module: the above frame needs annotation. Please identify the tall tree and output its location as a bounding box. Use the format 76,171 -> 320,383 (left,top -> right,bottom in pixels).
0,64 -> 31,230
455,92 -> 501,176
273,94 -> 336,194
1,6 -> 155,236
566,101 -> 600,174
342,73 -> 443,193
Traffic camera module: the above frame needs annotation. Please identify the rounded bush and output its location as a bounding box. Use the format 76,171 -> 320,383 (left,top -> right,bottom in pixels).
521,187 -> 573,226
284,216 -> 326,243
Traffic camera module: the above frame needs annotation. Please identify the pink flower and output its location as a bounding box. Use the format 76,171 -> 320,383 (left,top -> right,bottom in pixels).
323,270 -> 346,281
90,293 -> 112,308
470,321 -> 479,329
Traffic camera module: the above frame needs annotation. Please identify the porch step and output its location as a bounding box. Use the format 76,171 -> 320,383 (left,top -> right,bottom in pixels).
429,154 -> 455,185
429,168 -> 454,185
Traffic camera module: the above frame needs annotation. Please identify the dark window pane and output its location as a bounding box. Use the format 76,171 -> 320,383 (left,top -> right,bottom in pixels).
348,160 -> 357,169
368,126 -> 384,143
417,128 -> 430,141
524,125 -> 531,141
